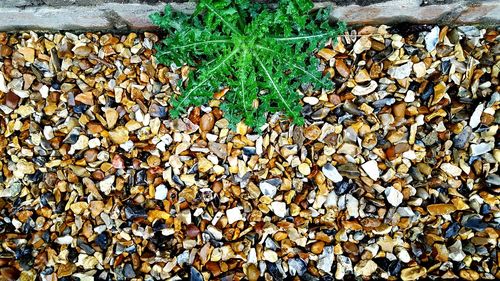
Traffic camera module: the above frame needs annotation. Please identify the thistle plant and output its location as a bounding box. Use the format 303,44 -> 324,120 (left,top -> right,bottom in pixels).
150,0 -> 346,130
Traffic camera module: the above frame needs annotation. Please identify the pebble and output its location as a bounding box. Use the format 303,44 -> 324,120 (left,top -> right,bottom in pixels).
413,61 -> 426,78
453,126 -> 472,148
385,186 -> 403,207
440,163 -> 462,177
322,163 -> 343,183
470,142 -> 493,156
361,160 -> 380,180
109,126 -> 129,144
270,201 -> 287,218
352,80 -> 377,96
200,112 -> 215,132
298,163 -> 311,176
317,246 -> 334,273
259,179 -> 280,198
401,266 -> 427,281
469,104 -> 484,128
303,96 -> 319,105
388,62 -> 412,79
154,184 -> 168,200
226,207 -> 244,224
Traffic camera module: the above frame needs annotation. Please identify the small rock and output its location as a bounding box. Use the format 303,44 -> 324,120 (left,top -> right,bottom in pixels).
335,59 -> 350,78
18,47 -> 35,63
288,258 -> 307,276
448,240 -> 466,261
318,48 -> 335,60
361,160 -> 379,180
401,266 -> 427,281
155,184 -> 168,200
259,179 -> 280,198
190,266 -> 204,281
99,175 -> 115,195
352,80 -> 377,96
270,201 -> 287,218
304,125 -> 321,140
354,260 -> 378,277
105,108 -> 119,128
470,142 -> 493,156
303,96 -> 319,105
323,163 -> 343,183
263,250 -> 278,262
123,263 -> 136,278
318,246 -> 334,273
124,204 -> 147,220
70,202 -> 88,215
425,26 -> 440,52
440,163 -> 462,177
354,68 -> 371,83
346,194 -> 359,218
298,163 -> 311,176
200,113 -> 215,132
385,186 -> 403,207
5,91 -> 20,109
75,92 -> 94,105
453,126 -> 472,149
246,264 -> 260,281
226,207 -> 244,224
469,104 -> 484,128
413,61 -> 426,78
353,36 -> 371,54
186,224 -> 200,238
109,126 -> 129,145
388,62 -> 412,80
427,204 -> 456,216
73,46 -> 92,57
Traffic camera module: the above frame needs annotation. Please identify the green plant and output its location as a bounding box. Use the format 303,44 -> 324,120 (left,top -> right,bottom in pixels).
150,0 -> 346,130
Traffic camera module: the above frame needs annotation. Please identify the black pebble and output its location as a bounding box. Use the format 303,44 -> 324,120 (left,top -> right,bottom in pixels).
388,260 -> 402,276
464,217 -> 488,231
96,232 -> 109,250
444,222 -> 460,238
480,204 -> 491,215
267,262 -> 284,281
27,170 -> 44,183
73,104 -> 89,114
123,263 -> 136,278
124,204 -> 147,220
190,266 -> 203,281
135,170 -> 147,186
335,180 -> 355,195
15,245 -> 34,270
421,82 -> 434,102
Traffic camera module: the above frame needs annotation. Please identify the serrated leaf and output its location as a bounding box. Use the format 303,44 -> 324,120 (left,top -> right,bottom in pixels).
151,0 -> 346,131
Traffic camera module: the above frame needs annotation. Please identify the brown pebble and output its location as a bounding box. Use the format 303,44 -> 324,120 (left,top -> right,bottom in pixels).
186,224 -> 200,238
84,149 -> 98,162
5,91 -> 20,109
310,241 -> 325,254
246,263 -> 260,281
200,112 -> 215,132
335,59 -> 350,78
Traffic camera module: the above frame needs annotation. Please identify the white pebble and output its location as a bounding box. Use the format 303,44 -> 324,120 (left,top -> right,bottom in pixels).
155,184 -> 168,200
271,201 -> 287,218
322,163 -> 343,183
226,207 -> 244,224
385,186 -> 403,207
469,103 -> 484,128
361,160 -> 380,180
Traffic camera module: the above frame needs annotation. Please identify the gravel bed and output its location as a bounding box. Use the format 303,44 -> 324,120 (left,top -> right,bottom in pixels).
0,26 -> 499,280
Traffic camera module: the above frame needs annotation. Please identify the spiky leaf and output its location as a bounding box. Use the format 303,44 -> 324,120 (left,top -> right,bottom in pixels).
150,0 -> 346,131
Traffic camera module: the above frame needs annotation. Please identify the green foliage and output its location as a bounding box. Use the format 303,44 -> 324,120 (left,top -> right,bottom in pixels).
150,0 -> 346,131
